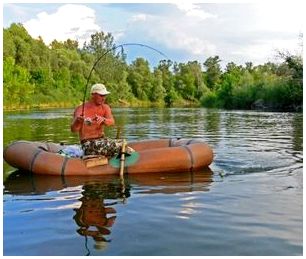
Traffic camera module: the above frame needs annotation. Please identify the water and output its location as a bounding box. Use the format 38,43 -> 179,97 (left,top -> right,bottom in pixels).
3,107 -> 303,255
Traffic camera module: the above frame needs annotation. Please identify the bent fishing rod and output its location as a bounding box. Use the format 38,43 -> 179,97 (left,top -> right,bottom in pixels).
81,43 -> 168,117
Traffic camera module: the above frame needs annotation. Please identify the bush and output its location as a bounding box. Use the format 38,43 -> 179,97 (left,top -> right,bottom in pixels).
200,91 -> 220,108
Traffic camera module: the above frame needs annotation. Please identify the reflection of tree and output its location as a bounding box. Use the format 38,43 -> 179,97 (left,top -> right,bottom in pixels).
3,110 -> 78,147
204,110 -> 221,144
291,113 -> 303,152
224,112 -> 239,136
73,181 -> 130,253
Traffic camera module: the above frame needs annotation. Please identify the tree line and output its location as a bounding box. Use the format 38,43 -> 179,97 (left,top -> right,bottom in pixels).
3,23 -> 303,111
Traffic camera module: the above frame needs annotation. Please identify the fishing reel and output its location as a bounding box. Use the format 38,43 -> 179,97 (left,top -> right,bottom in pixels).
84,118 -> 93,126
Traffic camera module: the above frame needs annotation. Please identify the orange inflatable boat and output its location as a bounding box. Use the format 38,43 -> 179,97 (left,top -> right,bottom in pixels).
4,138 -> 213,176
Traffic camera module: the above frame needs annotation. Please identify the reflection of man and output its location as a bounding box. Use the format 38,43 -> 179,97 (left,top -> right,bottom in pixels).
73,181 -> 130,252
73,196 -> 116,250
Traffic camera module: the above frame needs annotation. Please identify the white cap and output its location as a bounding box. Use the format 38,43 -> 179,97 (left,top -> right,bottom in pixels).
94,240 -> 108,250
90,83 -> 110,95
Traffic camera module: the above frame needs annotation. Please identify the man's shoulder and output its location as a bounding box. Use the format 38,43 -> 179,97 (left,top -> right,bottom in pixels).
102,103 -> 112,110
74,102 -> 92,113
78,102 -> 94,108
74,104 -> 82,112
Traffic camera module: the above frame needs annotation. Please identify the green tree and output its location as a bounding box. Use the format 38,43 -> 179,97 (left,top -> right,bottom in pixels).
83,32 -> 125,85
127,58 -> 153,100
203,56 -> 222,90
151,69 -> 166,103
276,51 -> 303,110
157,60 -> 178,106
5,23 -> 37,69
108,70 -> 134,103
29,36 -> 51,69
217,62 -> 242,108
3,28 -> 16,59
3,57 -> 35,107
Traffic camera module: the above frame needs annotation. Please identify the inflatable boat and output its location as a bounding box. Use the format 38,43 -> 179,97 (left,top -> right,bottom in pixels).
4,138 -> 213,176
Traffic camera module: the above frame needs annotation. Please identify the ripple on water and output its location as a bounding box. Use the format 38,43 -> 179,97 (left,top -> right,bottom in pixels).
3,108 -> 303,255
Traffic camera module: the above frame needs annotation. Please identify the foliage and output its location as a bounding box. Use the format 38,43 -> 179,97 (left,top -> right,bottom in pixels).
3,23 -> 303,112
203,56 -> 222,90
3,57 -> 35,108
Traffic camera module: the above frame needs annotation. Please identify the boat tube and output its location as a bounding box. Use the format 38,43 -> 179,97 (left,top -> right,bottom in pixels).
4,138 -> 213,176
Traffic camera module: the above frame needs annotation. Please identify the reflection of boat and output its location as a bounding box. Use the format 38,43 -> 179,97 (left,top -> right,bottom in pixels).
4,169 -> 213,196
4,139 -> 213,176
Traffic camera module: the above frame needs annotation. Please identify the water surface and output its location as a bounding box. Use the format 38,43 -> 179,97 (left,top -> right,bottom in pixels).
3,108 -> 303,255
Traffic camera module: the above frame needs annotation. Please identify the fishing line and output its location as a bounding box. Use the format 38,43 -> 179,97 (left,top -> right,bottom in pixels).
81,43 -> 168,116
84,235 -> 90,256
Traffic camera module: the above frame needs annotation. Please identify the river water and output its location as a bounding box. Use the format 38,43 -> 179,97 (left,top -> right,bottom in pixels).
3,107 -> 303,255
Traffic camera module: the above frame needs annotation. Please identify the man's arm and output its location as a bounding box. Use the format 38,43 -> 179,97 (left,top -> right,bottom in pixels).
71,108 -> 84,132
103,105 -> 115,126
95,104 -> 115,126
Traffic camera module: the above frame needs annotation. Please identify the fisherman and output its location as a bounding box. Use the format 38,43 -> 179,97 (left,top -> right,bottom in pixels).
71,83 -> 121,157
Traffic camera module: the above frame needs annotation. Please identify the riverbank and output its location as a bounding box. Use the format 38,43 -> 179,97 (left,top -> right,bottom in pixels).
4,101 -> 302,113
3,99 -> 201,112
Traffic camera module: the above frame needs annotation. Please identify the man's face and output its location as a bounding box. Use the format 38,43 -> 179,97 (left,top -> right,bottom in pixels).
92,93 -> 106,105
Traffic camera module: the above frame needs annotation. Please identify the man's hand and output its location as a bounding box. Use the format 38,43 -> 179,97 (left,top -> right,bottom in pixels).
94,114 -> 106,125
76,115 -> 85,123
71,115 -> 85,132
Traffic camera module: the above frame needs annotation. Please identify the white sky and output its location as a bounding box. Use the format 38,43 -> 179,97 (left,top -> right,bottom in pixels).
2,1 -> 304,67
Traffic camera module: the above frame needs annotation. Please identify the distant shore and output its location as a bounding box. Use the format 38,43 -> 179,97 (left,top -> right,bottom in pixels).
3,99 -> 201,112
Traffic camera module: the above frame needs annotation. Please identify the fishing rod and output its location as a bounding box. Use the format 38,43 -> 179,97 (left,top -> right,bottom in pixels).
81,43 -> 168,117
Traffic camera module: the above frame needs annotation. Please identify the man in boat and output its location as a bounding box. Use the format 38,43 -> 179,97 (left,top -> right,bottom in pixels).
71,83 -> 121,157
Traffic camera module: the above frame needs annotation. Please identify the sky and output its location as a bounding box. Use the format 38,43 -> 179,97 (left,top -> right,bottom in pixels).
2,1 -> 304,68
